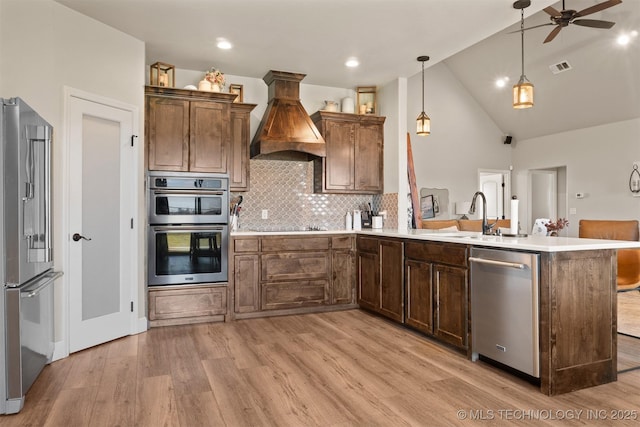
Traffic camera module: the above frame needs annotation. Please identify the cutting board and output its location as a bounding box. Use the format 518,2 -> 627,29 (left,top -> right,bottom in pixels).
407,133 -> 422,229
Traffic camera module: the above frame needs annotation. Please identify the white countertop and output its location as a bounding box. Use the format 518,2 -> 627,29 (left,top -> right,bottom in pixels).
231,228 -> 640,252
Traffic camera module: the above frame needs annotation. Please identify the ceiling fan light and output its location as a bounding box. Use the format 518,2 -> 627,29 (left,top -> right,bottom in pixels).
513,78 -> 534,109
416,111 -> 431,135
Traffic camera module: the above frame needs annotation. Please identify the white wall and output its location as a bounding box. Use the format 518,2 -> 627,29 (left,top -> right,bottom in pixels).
0,0 -> 146,341
512,118 -> 640,237
406,62 -> 511,218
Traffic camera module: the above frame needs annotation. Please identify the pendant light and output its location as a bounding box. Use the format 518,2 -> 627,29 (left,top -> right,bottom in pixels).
416,55 -> 431,136
513,1 -> 533,109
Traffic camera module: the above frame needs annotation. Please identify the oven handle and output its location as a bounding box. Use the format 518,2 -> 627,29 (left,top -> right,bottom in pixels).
152,190 -> 226,196
151,225 -> 227,233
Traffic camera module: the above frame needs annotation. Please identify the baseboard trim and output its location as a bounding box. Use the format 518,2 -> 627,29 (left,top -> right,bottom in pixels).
52,340 -> 68,362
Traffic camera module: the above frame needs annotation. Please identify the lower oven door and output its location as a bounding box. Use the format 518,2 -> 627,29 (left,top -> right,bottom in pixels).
148,224 -> 228,286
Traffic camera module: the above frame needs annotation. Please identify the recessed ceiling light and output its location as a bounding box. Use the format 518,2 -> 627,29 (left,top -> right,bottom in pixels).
345,58 -> 359,68
217,38 -> 232,50
617,30 -> 638,46
495,77 -> 509,88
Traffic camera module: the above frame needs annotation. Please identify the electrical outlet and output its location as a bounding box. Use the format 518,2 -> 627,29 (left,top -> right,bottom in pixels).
261,209 -> 268,219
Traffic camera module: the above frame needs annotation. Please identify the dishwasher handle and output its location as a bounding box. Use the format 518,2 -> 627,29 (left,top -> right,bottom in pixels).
469,256 -> 526,270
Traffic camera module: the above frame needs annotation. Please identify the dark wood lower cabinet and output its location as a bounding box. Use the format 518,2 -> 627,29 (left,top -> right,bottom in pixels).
539,249 -> 617,396
357,250 -> 379,311
262,280 -> 328,310
379,239 -> 404,322
357,236 -> 403,322
231,234 -> 357,319
433,264 -> 468,349
405,259 -> 433,334
332,249 -> 355,304
402,240 -> 469,351
148,284 -> 227,327
234,254 -> 260,313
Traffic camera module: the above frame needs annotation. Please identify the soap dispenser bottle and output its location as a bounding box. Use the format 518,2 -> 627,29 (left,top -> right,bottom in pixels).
345,211 -> 352,230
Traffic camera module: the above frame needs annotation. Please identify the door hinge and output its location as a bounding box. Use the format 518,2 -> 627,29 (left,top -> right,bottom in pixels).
131,301 -> 134,312
131,135 -> 138,147
130,218 -> 134,229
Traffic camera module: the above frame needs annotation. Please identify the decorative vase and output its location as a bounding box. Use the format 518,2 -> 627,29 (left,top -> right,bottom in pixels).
198,79 -> 211,91
211,83 -> 221,92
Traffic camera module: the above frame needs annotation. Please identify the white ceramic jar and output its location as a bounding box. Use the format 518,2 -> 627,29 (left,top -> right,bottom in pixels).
341,97 -> 355,113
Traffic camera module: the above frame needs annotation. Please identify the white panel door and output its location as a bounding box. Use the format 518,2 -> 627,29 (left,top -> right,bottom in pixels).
529,170 -> 558,232
479,172 -> 505,219
67,94 -> 135,353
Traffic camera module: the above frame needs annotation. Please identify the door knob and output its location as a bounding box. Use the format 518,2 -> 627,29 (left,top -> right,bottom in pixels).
72,233 -> 92,242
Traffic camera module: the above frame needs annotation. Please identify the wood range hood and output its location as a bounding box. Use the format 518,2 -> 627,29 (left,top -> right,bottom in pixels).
250,70 -> 326,159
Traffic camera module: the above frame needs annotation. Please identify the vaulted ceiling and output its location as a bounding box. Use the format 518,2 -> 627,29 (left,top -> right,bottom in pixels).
56,0 -> 639,140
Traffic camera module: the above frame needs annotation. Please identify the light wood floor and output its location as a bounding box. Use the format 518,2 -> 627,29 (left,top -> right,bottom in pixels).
4,309 -> 640,427
618,291 -> 640,337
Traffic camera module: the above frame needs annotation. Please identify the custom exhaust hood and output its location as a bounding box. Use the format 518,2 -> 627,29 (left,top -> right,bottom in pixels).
250,70 -> 326,159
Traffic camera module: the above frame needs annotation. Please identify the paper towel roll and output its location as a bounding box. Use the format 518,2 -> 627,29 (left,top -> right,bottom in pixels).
510,199 -> 519,234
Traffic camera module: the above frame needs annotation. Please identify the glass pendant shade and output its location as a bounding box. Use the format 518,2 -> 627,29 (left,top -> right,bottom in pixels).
513,4 -> 533,109
513,77 -> 534,109
416,111 -> 430,135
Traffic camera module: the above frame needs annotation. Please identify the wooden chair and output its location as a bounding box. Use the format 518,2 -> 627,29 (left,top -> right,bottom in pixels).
578,220 -> 640,293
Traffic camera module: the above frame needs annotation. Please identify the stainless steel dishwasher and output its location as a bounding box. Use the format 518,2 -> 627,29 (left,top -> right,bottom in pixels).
470,247 -> 540,378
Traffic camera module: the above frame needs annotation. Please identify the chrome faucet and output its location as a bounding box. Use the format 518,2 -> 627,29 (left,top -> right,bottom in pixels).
469,191 -> 498,235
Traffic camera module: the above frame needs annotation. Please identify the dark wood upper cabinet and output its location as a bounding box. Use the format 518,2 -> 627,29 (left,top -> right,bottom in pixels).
229,103 -> 255,191
189,101 -> 228,173
145,86 -> 256,190
146,96 -> 190,171
311,111 -> 385,194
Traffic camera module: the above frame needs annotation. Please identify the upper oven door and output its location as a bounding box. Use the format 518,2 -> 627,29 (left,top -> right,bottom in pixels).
148,189 -> 228,224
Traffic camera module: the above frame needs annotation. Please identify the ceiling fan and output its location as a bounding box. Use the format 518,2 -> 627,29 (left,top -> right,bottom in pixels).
515,0 -> 622,43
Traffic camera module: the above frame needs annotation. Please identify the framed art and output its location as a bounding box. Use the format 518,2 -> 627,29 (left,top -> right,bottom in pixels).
420,195 -> 435,219
229,83 -> 243,103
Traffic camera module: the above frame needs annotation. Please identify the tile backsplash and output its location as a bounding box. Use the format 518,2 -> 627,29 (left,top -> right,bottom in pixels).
233,159 -> 397,231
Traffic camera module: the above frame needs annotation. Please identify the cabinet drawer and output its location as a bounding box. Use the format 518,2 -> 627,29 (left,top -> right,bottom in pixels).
261,237 -> 330,252
234,238 -> 259,253
149,285 -> 227,320
332,235 -> 354,250
405,241 -> 468,267
261,252 -> 329,281
357,236 -> 379,253
261,280 -> 328,310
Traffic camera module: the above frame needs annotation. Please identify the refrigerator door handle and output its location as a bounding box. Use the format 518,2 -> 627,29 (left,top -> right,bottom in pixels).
20,270 -> 63,298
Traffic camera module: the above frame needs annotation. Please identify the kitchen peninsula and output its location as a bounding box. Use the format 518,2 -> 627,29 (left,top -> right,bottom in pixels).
231,228 -> 640,396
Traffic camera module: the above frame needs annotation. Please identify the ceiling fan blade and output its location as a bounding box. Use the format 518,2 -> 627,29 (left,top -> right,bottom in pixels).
575,0 -> 622,18
572,19 -> 616,29
544,26 -> 563,43
543,6 -> 561,17
507,22 -> 555,34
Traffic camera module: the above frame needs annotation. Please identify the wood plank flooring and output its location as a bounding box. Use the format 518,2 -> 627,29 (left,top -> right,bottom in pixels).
3,309 -> 640,426
618,291 -> 640,337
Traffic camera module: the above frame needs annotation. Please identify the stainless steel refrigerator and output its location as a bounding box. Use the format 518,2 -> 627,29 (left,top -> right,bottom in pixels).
1,97 -> 62,414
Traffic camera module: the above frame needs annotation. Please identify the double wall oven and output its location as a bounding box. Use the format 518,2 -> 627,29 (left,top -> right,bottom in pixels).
147,171 -> 229,286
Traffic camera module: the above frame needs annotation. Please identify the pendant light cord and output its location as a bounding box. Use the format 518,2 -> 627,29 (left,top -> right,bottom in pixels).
520,8 -> 525,79
421,60 -> 425,112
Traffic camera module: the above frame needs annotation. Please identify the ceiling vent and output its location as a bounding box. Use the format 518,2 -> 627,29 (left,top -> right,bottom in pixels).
549,60 -> 572,75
